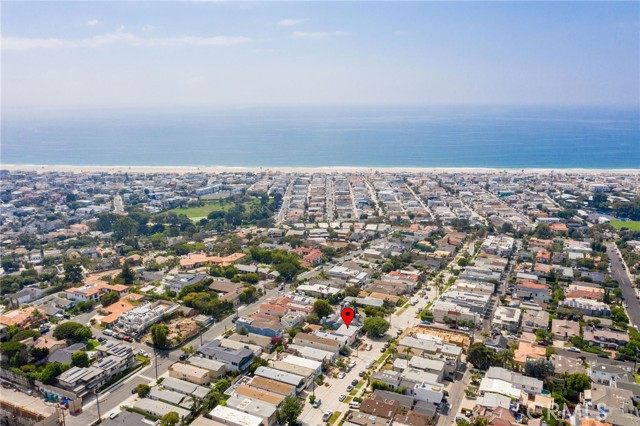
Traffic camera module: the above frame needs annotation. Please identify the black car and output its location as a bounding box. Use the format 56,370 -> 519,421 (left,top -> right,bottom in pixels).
597,354 -> 609,358
351,379 -> 358,386
97,337 -> 106,343
179,354 -> 188,361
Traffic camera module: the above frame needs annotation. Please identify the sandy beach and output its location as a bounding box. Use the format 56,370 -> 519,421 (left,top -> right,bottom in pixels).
1,164 -> 638,175
2,164 -> 639,175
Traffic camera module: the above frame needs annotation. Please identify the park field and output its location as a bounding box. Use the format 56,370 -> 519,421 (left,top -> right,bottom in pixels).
610,220 -> 640,231
166,201 -> 234,220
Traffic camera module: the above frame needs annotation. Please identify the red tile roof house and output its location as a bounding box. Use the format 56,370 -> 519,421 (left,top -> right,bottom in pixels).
260,303 -> 288,317
535,250 -> 551,264
291,247 -> 324,267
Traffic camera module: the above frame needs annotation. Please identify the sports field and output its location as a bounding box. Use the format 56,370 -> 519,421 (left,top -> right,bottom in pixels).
610,220 -> 640,231
166,201 -> 234,219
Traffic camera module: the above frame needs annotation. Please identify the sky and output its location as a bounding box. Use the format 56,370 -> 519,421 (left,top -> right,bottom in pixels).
2,1 -> 639,109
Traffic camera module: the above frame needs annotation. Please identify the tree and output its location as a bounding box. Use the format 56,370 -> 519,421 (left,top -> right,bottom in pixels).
64,261 -> 83,284
11,329 -> 40,342
113,217 -> 139,241
0,341 -> 27,365
100,291 -> 120,307
275,262 -> 298,282
278,396 -> 304,426
74,326 -> 93,343
562,373 -> 591,403
214,378 -> 230,393
39,362 -> 66,385
150,323 -> 170,348
363,317 -> 390,338
135,383 -> 151,398
524,359 -> 555,381
31,346 -> 49,361
53,322 -> 92,342
160,411 -> 180,426
71,351 -> 90,368
344,286 -> 361,298
313,299 -> 334,318
181,345 -> 196,355
249,356 -> 269,374
467,342 -> 497,371
117,260 -> 136,285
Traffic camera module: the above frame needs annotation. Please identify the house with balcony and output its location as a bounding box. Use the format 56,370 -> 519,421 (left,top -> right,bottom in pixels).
198,340 -> 254,372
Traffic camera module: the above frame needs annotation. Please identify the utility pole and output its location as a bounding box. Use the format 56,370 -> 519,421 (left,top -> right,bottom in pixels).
94,388 -> 101,421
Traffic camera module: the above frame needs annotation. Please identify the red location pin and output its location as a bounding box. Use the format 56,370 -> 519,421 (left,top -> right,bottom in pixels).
341,307 -> 355,328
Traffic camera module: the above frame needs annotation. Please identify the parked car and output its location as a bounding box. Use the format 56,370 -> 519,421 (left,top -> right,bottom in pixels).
123,336 -> 132,342
322,411 -> 333,422
109,412 -> 119,419
366,344 -> 372,351
380,347 -> 386,353
597,353 -> 609,358
338,394 -> 346,402
351,379 -> 359,386
366,361 -> 373,369
348,360 -> 356,369
567,347 -> 581,353
312,399 -> 321,408
358,371 -> 365,377
346,385 -> 354,392
459,326 -> 470,332
338,372 -> 346,379
97,337 -> 106,343
139,350 -> 149,357
349,402 -> 361,409
179,354 -> 188,361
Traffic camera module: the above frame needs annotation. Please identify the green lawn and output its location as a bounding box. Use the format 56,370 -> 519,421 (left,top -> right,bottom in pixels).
328,411 -> 342,425
86,339 -> 100,351
610,220 -> 640,231
166,201 -> 234,219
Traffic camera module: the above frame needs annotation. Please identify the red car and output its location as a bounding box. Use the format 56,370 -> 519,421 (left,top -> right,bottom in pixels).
123,336 -> 132,342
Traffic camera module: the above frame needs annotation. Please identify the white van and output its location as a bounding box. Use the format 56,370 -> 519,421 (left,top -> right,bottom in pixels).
103,329 -> 114,336
349,402 -> 361,409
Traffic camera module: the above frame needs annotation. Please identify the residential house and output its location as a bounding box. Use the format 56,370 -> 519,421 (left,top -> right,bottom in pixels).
522,310 -> 550,334
8,287 -> 45,305
560,298 -> 611,316
583,328 -> 630,349
551,319 -> 581,341
236,314 -> 283,338
169,362 -> 210,385
208,406 -> 262,426
198,340 -> 254,372
293,333 -> 341,355
492,306 -> 522,332
514,281 -> 550,303
226,394 -> 277,426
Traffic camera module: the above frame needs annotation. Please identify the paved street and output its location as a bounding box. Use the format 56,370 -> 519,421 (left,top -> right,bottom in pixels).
65,286 -> 282,426
607,243 -> 640,328
299,289 -> 432,426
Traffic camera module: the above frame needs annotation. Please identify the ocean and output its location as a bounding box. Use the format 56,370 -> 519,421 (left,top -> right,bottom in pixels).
1,105 -> 638,169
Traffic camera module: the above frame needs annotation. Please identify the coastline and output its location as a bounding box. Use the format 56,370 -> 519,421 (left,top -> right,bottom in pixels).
1,164 -> 639,175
